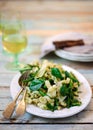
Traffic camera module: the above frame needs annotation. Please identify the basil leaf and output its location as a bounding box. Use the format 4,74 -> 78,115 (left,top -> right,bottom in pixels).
29,79 -> 44,91
51,68 -> 63,79
60,84 -> 69,96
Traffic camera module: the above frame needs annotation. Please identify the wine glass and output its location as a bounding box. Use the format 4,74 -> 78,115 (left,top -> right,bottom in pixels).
1,12 -> 28,70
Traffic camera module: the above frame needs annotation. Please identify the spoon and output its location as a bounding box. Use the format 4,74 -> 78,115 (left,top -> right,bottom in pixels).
2,71 -> 30,119
15,71 -> 30,116
15,87 -> 27,116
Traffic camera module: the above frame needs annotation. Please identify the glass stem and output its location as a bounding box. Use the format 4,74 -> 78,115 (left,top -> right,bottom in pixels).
13,54 -> 19,66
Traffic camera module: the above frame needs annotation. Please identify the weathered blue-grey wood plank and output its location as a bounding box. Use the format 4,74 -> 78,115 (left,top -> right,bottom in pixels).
0,124 -> 93,130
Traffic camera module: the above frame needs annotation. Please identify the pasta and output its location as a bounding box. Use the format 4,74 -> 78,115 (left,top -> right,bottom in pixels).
20,60 -> 82,111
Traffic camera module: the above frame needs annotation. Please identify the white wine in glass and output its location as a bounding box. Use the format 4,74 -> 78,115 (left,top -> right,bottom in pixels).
1,13 -> 28,70
2,32 -> 27,70
2,34 -> 27,54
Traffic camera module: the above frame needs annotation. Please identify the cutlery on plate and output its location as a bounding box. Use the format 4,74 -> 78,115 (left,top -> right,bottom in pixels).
2,88 -> 23,119
2,71 -> 30,119
16,88 -> 26,116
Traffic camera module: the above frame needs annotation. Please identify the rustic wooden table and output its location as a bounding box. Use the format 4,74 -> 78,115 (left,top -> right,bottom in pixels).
0,0 -> 93,130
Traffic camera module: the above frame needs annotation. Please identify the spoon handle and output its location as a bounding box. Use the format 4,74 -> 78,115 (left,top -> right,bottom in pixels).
2,88 -> 23,119
16,89 -> 26,116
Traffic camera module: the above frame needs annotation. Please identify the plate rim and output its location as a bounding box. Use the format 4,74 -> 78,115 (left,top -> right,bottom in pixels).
10,65 -> 92,118
55,50 -> 93,62
56,49 -> 93,57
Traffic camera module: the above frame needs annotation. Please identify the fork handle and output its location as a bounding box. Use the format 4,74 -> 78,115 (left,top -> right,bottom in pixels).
14,88 -> 24,102
2,88 -> 24,119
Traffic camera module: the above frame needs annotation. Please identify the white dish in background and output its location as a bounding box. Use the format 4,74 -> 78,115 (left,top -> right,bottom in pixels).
55,50 -> 93,62
45,32 -> 93,62
10,65 -> 92,118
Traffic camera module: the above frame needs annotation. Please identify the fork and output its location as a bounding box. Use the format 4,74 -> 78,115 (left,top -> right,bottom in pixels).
2,71 -> 29,119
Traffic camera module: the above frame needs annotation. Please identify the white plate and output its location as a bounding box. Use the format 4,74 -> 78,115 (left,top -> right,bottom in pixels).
55,50 -> 93,62
10,65 -> 92,118
46,32 -> 93,62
